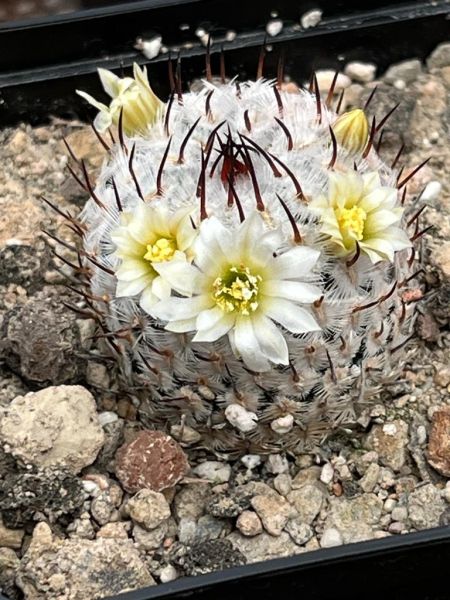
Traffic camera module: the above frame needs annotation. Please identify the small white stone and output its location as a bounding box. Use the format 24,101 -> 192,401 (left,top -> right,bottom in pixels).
225,30 -> 237,42
391,506 -> 408,522
314,70 -> 351,93
241,454 -> 261,470
320,527 -> 343,548
320,463 -> 334,485
266,454 -> 289,474
421,180 -> 442,202
344,61 -> 376,83
383,498 -> 397,513
98,411 -> 119,427
300,9 -> 322,29
160,565 -> 178,583
193,461 -> 231,484
382,423 -> 398,436
82,480 -> 100,496
393,79 -> 406,90
270,414 -> 294,434
135,36 -> 162,60
225,404 -> 258,433
266,19 -> 283,37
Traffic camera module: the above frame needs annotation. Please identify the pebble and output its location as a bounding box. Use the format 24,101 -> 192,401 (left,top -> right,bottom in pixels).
421,180 -> 442,203
391,506 -> 408,522
388,522 -> 406,534
98,411 -> 119,427
384,59 -> 422,84
96,522 -> 129,539
315,71 -> 351,94
236,510 -> 263,537
133,521 -> 169,551
427,407 -> 450,477
174,483 -> 211,520
0,386 -> 104,475
344,61 -> 377,83
285,518 -> 313,546
365,421 -> 409,472
427,42 -> 450,69
266,454 -> 289,474
251,493 -> 295,536
270,414 -> 294,434
193,461 -> 231,484
433,367 -> 450,388
241,454 -> 262,470
0,519 -> 24,549
90,492 -> 115,526
160,564 -> 179,583
170,424 -> 202,445
320,463 -> 334,485
227,531 -> 300,564
383,498 -> 397,513
325,494 -> 383,543
407,484 -> 446,530
135,35 -> 162,60
287,485 -> 324,525
273,473 -> 292,497
359,463 -> 380,493
177,518 -> 197,544
115,430 -> 189,493
17,523 -> 155,598
266,19 -> 283,37
225,404 -> 258,433
300,9 -> 322,29
126,489 -> 171,530
320,527 -> 343,548
291,466 -> 321,489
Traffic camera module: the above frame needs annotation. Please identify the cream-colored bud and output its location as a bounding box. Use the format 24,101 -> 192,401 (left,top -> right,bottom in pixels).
332,108 -> 369,154
76,63 -> 163,136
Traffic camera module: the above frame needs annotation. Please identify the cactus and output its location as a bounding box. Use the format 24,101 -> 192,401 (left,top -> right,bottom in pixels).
70,62 -> 426,456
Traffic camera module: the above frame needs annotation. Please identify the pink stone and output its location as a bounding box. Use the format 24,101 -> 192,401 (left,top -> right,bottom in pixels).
115,430 -> 189,493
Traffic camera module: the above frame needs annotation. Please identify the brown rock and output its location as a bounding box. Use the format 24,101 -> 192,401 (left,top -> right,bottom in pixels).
115,430 -> 189,493
427,407 -> 450,477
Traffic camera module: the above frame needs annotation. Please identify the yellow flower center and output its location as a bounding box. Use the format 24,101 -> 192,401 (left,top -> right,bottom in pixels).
337,206 -> 367,241
144,237 -> 177,263
213,265 -> 261,315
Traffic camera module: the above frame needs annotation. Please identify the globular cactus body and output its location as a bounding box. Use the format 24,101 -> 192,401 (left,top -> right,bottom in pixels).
78,74 -> 420,455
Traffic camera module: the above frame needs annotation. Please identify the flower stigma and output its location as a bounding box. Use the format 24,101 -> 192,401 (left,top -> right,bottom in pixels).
336,206 -> 366,241
213,265 -> 262,315
144,237 -> 177,263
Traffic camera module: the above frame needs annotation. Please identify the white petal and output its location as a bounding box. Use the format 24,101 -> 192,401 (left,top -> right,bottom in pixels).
233,316 -> 270,372
116,274 -> 153,297
382,227 -> 412,251
266,298 -> 321,333
127,205 -> 156,244
98,68 -> 121,98
115,259 -> 149,281
253,315 -> 289,365
76,90 -> 109,113
153,260 -> 203,296
151,275 -> 172,300
140,287 -> 158,314
165,318 -> 197,333
263,280 -> 321,303
153,295 -> 212,321
193,310 -> 235,342
364,209 -> 401,234
194,217 -> 232,275
268,246 -> 320,280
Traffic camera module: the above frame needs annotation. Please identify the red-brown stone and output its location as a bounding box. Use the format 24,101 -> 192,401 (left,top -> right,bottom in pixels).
115,430 -> 189,493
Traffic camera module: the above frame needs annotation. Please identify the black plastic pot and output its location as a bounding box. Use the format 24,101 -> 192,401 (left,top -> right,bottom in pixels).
0,2 -> 450,599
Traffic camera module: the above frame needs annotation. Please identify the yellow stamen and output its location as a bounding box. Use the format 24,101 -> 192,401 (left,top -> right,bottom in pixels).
144,237 -> 176,263
336,206 -> 366,241
213,265 -> 261,315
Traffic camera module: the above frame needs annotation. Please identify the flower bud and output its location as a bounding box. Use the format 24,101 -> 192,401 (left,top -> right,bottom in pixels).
77,63 -> 163,136
332,108 -> 369,154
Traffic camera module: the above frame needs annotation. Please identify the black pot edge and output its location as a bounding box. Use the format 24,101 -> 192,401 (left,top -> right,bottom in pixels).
1,0 -> 449,87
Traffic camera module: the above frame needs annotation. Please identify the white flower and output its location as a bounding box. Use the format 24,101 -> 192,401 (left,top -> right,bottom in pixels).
152,212 -> 322,372
111,204 -> 197,314
310,171 -> 411,263
77,63 -> 163,135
